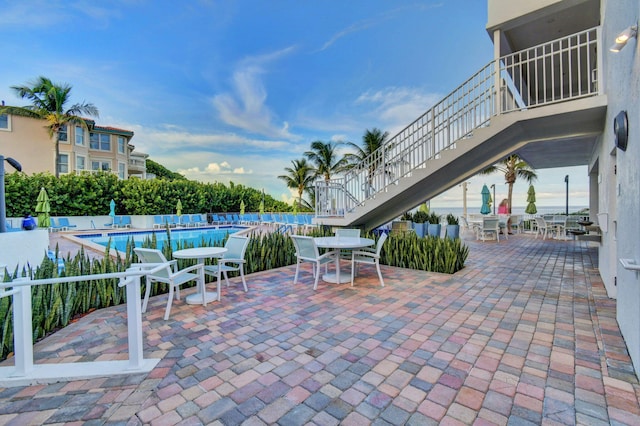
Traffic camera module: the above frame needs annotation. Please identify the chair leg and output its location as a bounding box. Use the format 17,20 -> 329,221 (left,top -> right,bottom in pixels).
239,265 -> 248,292
351,260 -> 356,287
313,261 -> 320,290
375,261 -> 384,287
142,279 -> 152,313
164,285 -> 174,320
294,261 -> 300,284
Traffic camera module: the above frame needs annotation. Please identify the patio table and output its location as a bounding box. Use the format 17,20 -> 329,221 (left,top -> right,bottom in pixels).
314,236 -> 374,284
173,247 -> 227,305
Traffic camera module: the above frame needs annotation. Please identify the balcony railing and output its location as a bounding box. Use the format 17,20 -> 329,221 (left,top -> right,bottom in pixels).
316,27 -> 600,218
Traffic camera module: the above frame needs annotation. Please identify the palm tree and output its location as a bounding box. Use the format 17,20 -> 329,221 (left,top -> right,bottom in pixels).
480,154 -> 537,214
0,76 -> 99,178
278,158 -> 315,209
344,128 -> 389,195
304,140 -> 349,181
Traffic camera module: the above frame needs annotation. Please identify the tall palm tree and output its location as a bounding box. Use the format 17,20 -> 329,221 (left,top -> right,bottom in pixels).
344,128 -> 389,164
0,76 -> 99,178
278,158 -> 315,209
304,140 -> 349,181
344,128 -> 389,195
480,154 -> 537,213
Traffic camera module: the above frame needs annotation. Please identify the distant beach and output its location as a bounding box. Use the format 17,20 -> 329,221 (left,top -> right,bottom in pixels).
428,205 -> 589,217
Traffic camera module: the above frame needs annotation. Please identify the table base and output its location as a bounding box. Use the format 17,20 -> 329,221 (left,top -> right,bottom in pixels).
185,291 -> 218,305
322,271 -> 351,284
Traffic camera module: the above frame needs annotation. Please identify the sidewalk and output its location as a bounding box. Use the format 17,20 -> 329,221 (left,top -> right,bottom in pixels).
0,233 -> 638,425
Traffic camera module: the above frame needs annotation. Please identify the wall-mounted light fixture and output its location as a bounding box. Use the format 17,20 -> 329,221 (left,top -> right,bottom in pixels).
610,24 -> 638,52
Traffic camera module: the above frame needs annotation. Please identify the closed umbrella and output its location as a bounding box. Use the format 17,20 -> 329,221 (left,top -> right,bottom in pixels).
109,199 -> 116,218
176,199 -> 182,216
525,185 -> 537,214
240,200 -> 245,215
35,187 -> 51,228
259,200 -> 264,215
480,185 -> 491,214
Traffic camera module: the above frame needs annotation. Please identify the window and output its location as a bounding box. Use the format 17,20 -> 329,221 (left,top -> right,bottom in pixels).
118,136 -> 126,154
59,125 -> 68,142
76,155 -> 86,171
58,154 -> 69,174
0,114 -> 8,130
75,126 -> 85,146
118,162 -> 126,179
91,160 -> 111,172
89,132 -> 111,151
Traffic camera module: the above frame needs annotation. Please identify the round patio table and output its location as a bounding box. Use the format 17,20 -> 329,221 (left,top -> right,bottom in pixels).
314,236 -> 375,284
173,247 -> 227,305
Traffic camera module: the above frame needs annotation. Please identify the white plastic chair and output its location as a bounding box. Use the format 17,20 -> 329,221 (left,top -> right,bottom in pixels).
350,232 -> 388,287
477,217 -> 500,241
204,235 -> 249,299
290,235 -> 337,290
134,248 -> 204,320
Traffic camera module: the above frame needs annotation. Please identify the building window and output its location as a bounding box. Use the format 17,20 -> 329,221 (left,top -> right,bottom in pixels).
89,132 -> 111,151
91,160 -> 111,172
0,114 -> 8,130
118,136 -> 126,154
118,162 -> 126,179
76,155 -> 86,172
59,125 -> 68,142
58,154 -> 69,174
75,126 -> 85,146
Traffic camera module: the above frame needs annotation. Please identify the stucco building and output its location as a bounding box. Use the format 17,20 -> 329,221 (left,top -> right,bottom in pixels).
0,113 -> 147,178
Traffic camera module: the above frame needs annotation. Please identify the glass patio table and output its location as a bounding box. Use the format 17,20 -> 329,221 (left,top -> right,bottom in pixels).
313,236 -> 375,284
173,247 -> 227,305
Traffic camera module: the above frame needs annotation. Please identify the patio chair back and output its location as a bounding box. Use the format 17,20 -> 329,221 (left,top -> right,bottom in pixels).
336,228 -> 361,238
135,248 -> 172,279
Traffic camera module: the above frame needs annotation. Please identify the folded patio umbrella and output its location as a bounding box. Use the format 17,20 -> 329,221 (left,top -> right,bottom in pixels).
525,185 -> 537,214
35,187 -> 51,228
109,199 -> 116,218
176,199 -> 182,216
240,200 -> 245,215
480,184 -> 491,214
259,200 -> 264,215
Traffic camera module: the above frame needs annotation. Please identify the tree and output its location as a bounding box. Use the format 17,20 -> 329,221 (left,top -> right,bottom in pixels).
304,140 -> 349,181
0,76 -> 99,178
278,158 -> 315,209
146,159 -> 187,181
344,128 -> 389,195
480,154 -> 537,213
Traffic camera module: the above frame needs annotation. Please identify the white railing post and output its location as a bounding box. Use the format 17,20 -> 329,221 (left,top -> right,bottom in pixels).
125,274 -> 144,369
13,281 -> 33,376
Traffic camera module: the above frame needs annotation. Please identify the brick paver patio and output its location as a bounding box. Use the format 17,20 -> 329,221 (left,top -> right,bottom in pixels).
1,232 -> 639,425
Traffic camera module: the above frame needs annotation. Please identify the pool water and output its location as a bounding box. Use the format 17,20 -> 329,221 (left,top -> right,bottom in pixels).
76,227 -> 245,252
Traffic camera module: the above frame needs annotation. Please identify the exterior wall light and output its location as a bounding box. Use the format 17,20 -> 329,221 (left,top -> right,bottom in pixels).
610,24 -> 638,52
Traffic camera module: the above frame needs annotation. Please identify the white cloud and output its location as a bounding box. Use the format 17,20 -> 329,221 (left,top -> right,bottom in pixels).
356,87 -> 443,134
212,46 -> 300,139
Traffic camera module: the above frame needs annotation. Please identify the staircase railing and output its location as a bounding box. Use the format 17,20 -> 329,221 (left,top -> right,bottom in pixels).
316,27 -> 600,219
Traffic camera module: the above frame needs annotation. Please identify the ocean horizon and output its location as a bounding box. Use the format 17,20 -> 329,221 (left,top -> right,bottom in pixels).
425,205 -> 589,218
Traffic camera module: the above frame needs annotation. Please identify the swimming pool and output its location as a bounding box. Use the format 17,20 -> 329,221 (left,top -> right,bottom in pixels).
75,226 -> 247,252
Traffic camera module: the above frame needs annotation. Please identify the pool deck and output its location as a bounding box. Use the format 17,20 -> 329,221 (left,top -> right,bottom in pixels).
1,231 -> 639,424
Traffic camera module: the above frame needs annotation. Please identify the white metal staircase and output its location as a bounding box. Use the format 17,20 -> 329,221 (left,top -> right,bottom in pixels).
315,27 -> 606,230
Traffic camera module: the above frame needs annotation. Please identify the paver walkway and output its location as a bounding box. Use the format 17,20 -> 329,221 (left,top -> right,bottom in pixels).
1,233 -> 639,425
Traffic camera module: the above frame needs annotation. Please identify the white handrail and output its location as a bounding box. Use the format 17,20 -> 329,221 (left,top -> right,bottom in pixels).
316,27 -> 600,219
0,263 -> 171,386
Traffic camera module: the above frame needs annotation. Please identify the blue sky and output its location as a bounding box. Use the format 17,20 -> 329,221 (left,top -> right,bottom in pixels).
0,0 -> 588,210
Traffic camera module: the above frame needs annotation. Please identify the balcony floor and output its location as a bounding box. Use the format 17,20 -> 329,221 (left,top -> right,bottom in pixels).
1,232 -> 638,424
